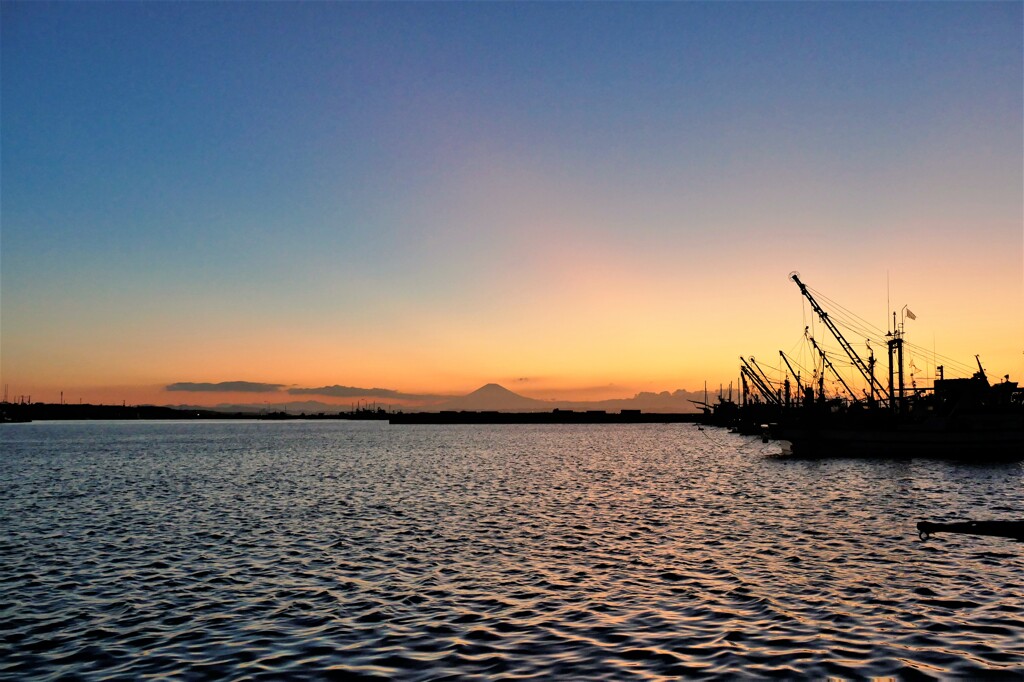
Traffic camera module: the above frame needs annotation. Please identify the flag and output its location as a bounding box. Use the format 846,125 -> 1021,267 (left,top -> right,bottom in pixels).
906,308 -> 917,320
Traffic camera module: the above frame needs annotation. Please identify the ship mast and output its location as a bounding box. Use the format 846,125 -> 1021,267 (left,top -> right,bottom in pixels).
791,273 -> 889,403
887,311 -> 905,412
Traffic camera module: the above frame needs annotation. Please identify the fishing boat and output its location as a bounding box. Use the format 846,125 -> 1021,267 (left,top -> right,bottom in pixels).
917,520 -> 1024,541
777,418 -> 1024,458
711,273 -> 1024,459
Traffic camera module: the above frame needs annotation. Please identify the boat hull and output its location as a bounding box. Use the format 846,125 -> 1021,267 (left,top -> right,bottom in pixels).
917,520 -> 1024,541
775,425 -> 1024,459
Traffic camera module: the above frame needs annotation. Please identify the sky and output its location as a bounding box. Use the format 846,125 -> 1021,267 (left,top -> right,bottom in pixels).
2,2 -> 1022,407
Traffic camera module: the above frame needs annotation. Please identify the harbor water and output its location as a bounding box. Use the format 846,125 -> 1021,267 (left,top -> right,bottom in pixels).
1,421 -> 1021,680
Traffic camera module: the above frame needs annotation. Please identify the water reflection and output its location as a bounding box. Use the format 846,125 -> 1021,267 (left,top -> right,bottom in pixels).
1,421 -> 1021,679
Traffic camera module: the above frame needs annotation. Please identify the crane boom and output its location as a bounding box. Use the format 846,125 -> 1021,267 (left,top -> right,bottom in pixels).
741,366 -> 775,405
809,336 -> 858,400
740,357 -> 780,405
779,350 -> 804,393
791,273 -> 887,399
749,357 -> 776,393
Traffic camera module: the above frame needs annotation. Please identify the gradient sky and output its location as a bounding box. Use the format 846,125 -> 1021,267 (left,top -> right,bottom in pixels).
2,2 -> 1022,406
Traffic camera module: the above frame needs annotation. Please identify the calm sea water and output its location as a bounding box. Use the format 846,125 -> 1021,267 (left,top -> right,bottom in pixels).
1,421 -> 1021,680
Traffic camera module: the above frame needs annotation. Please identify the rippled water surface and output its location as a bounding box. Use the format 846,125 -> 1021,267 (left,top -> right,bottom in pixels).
1,421 -> 1022,680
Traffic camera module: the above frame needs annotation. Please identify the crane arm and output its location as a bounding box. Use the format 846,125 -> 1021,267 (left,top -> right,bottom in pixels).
740,357 -> 780,405
779,350 -> 804,392
741,366 -> 775,404
749,357 -> 776,393
791,273 -> 887,398
809,336 -> 859,400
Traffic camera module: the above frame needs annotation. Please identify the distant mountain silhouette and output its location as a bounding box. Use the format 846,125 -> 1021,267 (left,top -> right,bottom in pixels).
435,383 -> 548,412
166,384 -> 707,414
571,389 -> 705,414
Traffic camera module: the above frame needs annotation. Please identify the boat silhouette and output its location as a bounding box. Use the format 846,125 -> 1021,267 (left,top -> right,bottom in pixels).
703,273 -> 1024,459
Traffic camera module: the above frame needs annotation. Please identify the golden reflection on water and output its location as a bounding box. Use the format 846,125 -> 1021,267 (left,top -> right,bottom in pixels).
0,421 -> 1021,679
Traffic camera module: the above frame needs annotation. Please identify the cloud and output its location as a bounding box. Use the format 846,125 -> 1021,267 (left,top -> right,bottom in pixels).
288,385 -> 442,401
166,381 -> 284,393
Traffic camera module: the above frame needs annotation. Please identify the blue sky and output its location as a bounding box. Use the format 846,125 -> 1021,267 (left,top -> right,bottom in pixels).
2,2 -> 1021,403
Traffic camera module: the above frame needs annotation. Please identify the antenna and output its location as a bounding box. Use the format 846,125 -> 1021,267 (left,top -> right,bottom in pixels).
886,271 -> 891,334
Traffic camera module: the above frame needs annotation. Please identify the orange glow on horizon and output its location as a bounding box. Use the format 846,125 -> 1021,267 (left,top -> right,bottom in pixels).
3,228 -> 1021,407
